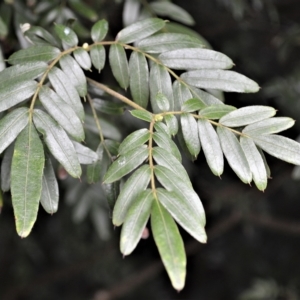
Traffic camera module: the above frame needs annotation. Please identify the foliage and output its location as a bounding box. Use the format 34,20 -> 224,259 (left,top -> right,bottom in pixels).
0,0 -> 300,292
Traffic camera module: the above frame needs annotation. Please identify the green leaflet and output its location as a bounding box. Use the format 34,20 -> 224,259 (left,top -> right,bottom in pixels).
1,143 -> 14,192
176,124 -> 196,161
150,64 -> 174,112
151,200 -> 186,291
150,2 -> 195,26
38,86 -> 85,141
103,145 -> 149,183
243,117 -> 295,135
217,127 -> 252,184
24,26 -> 60,47
11,123 -> 45,238
129,52 -> 149,108
153,131 -> 182,162
123,0 -> 140,27
172,80 -> 193,111
118,128 -> 150,155
93,98 -> 124,115
199,104 -> 236,120
91,19 -> 108,42
0,108 -> 29,154
90,45 -> 106,72
109,44 -> 129,89
130,110 -> 153,122
120,189 -> 154,255
164,114 -> 178,136
59,55 -> 87,97
154,121 -> 171,137
7,46 -> 60,65
155,93 -> 170,112
154,165 -> 206,226
73,48 -> 92,70
180,113 -> 200,157
156,188 -> 207,243
252,135 -> 300,165
240,137 -> 267,191
40,154 -> 59,214
103,181 -> 120,212
181,70 -> 260,93
54,24 -> 78,49
116,18 -> 165,44
197,119 -> 224,176
48,67 -> 85,121
181,98 -> 206,112
159,48 -> 233,70
33,109 -> 81,178
72,141 -> 98,164
0,81 -> 37,112
219,106 -> 276,127
113,165 -> 151,226
87,143 -> 105,184
152,147 -> 191,187
138,33 -> 205,54
0,62 -> 48,89
190,87 -> 223,105
68,0 -> 98,21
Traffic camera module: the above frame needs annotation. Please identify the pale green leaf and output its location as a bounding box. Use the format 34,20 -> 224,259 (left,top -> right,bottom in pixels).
181,98 -> 206,112
172,80 -> 193,111
0,80 -> 37,113
150,64 -> 174,113
118,128 -> 150,155
258,147 -> 271,178
0,108 -> 29,154
252,135 -> 300,165
240,137 -> 267,191
138,33 -> 205,53
39,86 -> 84,141
24,26 -> 60,47
109,44 -> 129,89
73,48 -> 92,70
154,165 -> 206,226
156,92 -> 170,112
117,18 -> 165,44
151,200 -> 186,291
121,189 -> 154,255
123,0 -> 141,26
176,125 -> 195,161
7,46 -> 60,65
72,141 -> 98,164
33,109 -> 81,178
181,113 -> 200,157
1,143 -> 14,192
90,45 -> 106,72
199,104 -> 236,119
198,119 -> 223,176
154,121 -> 171,137
93,98 -> 124,115
130,110 -> 153,122
54,24 -> 78,49
103,145 -> 148,183
156,188 -> 207,243
59,54 -> 87,97
164,114 -> 178,136
220,106 -> 276,127
217,127 -> 252,183
87,143 -> 105,184
91,19 -> 108,42
150,2 -> 195,25
190,87 -> 223,105
0,46 -> 5,72
11,123 -> 45,238
129,52 -> 149,108
181,70 -> 260,93
243,117 -> 295,135
113,165 -> 151,226
159,48 -> 233,70
0,16 -> 8,38
48,67 -> 84,121
40,154 -> 59,214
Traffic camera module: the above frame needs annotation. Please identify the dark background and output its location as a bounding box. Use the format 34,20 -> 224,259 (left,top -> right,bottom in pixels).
1,0 -> 300,299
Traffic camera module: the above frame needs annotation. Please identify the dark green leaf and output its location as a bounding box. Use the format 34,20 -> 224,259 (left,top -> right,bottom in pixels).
117,18 -> 165,44
103,181 -> 120,212
1,143 -> 14,192
33,109 -> 81,178
130,110 -> 153,122
59,55 -> 87,97
7,46 -> 60,65
199,104 -> 236,120
11,123 -> 45,238
181,70 -> 260,93
164,114 -> 178,136
93,98 -> 124,115
109,44 -> 129,89
40,154 -> 59,214
129,52 -> 149,108
120,189 -> 154,255
24,26 -> 60,47
54,24 -> 78,49
118,129 -> 150,155
151,200 -> 186,291
0,108 -> 29,154
181,98 -> 206,112
180,113 -> 200,157
68,0 -> 98,21
103,145 -> 148,183
73,48 -> 92,70
39,86 -> 85,141
90,45 -> 106,72
91,19 -> 108,42
113,165 -> 151,226
72,141 -> 98,164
